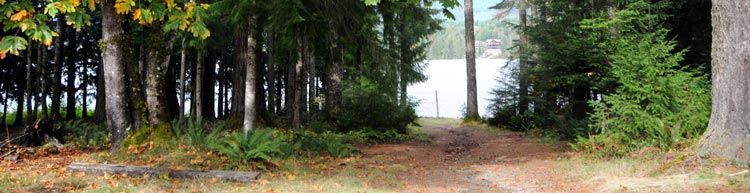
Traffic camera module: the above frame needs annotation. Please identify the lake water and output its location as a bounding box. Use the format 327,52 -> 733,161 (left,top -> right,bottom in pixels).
409,59 -> 508,118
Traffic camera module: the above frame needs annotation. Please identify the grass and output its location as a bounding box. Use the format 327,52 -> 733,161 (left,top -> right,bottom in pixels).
557,152 -> 750,192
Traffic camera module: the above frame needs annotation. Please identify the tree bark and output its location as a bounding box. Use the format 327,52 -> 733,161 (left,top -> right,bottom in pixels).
242,16 -> 258,133
325,29 -> 343,121
51,16 -> 64,120
13,62 -> 24,126
195,50 -> 204,121
144,27 -> 175,125
102,0 -> 133,153
66,26 -> 78,120
293,31 -> 304,130
93,61 -> 107,123
25,39 -> 33,124
231,30 -> 247,117
464,0 -> 480,121
697,0 -> 750,166
179,39 -> 187,121
39,43 -> 48,120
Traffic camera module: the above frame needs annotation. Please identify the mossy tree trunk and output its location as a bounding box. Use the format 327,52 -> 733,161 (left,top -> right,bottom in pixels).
102,0 -> 133,153
144,25 -> 175,126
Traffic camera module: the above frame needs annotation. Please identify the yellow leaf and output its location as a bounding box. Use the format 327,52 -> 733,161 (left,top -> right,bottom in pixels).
132,8 -> 141,20
68,0 -> 81,7
286,173 -> 296,180
0,0 -> 6,5
165,0 -> 175,9
10,10 -> 30,21
200,3 -> 209,9
87,0 -> 96,10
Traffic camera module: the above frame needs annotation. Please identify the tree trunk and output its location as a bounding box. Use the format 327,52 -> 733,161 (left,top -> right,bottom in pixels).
179,39 -> 187,121
102,0 -> 133,153
293,31 -> 304,130
14,69 -> 24,126
81,60 -> 87,119
39,43 -> 48,120
203,53 -> 216,120
231,30 -> 247,118
25,39 -> 33,124
697,0 -> 750,166
217,55 -> 225,119
463,0 -> 480,121
517,0 -> 529,115
66,26 -> 78,120
242,16 -> 258,133
51,16 -> 64,120
267,33 -> 276,114
325,29 -> 343,121
144,27 -> 175,125
195,50 -> 203,121
2,91 -> 7,126
93,61 -> 107,123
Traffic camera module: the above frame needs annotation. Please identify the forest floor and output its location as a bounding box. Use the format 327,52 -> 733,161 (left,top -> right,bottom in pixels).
1,118 -> 749,192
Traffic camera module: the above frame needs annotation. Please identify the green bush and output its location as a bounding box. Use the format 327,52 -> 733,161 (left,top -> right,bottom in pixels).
573,2 -> 710,156
336,79 -> 418,134
214,130 -> 287,166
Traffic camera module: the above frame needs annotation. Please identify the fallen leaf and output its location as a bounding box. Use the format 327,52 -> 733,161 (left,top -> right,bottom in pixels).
287,173 -> 296,180
207,178 -> 218,184
74,171 -> 86,177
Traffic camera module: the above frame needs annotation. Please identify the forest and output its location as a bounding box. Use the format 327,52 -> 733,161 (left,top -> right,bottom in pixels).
1,0 -> 750,192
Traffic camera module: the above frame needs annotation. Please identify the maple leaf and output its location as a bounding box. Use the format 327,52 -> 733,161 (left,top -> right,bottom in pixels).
0,0 -> 6,5
87,0 -> 96,10
0,51 -> 6,59
10,10 -> 30,21
113,0 -> 135,14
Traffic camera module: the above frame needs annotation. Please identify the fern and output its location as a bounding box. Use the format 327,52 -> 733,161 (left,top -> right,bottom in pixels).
215,130 -> 287,165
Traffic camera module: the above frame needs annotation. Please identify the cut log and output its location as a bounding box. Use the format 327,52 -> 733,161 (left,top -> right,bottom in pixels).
66,162 -> 260,183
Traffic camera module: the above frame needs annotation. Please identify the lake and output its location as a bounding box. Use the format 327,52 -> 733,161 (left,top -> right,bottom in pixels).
409,59 -> 508,118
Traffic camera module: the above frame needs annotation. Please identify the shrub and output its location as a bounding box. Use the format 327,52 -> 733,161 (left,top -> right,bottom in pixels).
280,130 -> 357,158
336,78 -> 418,134
573,2 -> 710,156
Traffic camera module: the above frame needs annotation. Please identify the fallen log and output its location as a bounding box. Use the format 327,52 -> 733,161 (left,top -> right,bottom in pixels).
66,162 -> 260,183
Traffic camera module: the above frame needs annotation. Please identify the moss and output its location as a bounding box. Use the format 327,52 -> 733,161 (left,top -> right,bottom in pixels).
121,123 -> 174,149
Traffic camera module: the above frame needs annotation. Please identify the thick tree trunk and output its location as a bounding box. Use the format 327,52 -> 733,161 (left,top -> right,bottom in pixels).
325,29 -> 342,120
195,50 -> 204,121
242,16 -> 259,133
293,31 -> 304,130
144,27 -> 175,125
179,39 -> 187,121
51,17 -> 64,120
517,0 -> 529,115
66,27 -> 78,120
102,0 -> 133,153
26,39 -> 33,124
231,30 -> 247,117
697,0 -> 750,166
463,0 -> 479,121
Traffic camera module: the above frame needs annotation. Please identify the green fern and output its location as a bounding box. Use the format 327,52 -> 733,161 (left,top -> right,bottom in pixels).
215,130 -> 287,164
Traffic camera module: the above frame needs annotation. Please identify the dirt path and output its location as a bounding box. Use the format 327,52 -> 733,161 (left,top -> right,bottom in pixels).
361,122 -> 589,193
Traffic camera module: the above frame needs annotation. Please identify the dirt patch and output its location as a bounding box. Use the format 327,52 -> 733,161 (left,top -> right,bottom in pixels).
359,122 -> 590,193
